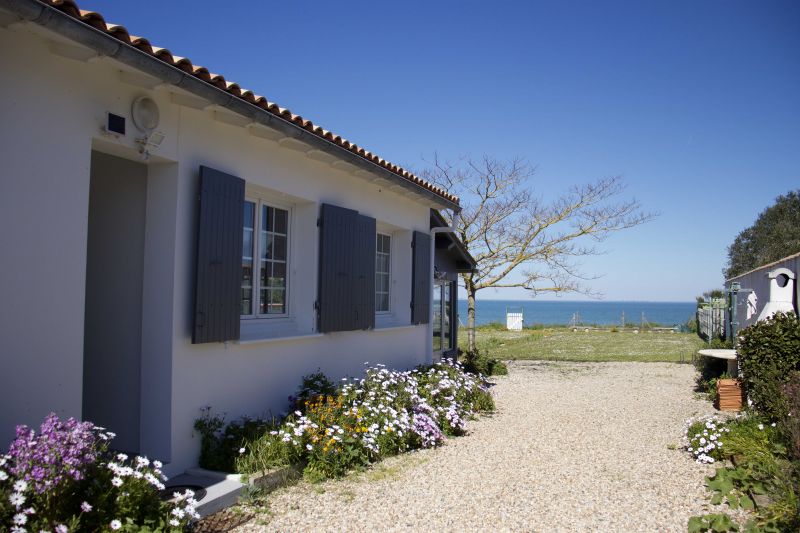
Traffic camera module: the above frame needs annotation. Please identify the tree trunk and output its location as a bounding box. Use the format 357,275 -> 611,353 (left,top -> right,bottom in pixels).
466,284 -> 477,353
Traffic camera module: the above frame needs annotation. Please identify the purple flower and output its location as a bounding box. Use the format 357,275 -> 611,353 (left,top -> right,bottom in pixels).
6,413 -> 106,494
411,410 -> 445,448
81,501 -> 92,513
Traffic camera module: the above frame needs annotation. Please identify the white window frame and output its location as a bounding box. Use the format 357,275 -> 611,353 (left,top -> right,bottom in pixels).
375,232 -> 392,314
241,196 -> 291,320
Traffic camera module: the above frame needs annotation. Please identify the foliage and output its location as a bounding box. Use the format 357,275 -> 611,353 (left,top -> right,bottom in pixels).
694,350 -> 728,402
235,360 -> 493,482
688,513 -> 739,532
423,155 -> 654,351
288,370 -> 337,412
461,347 -> 508,376
781,372 -> 800,461
0,413 -> 197,532
685,414 -> 800,532
683,415 -> 730,463
193,407 -> 278,473
709,338 -> 733,349
725,189 -> 800,279
737,312 -> 800,420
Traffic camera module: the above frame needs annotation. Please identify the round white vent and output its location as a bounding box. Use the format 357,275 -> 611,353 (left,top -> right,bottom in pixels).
131,96 -> 160,132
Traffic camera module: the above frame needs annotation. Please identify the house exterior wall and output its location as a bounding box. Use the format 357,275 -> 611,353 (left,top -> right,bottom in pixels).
726,253 -> 800,331
0,24 -> 435,474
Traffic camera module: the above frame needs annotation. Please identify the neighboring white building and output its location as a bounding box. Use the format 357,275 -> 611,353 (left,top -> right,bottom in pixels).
726,251 -> 799,331
0,0 -> 474,475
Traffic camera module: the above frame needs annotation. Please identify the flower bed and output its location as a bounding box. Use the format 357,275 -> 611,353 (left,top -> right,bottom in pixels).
683,414 -> 799,532
199,360 -> 494,483
0,413 -> 196,532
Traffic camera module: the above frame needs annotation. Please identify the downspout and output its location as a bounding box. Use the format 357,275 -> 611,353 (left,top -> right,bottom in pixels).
428,211 -> 460,364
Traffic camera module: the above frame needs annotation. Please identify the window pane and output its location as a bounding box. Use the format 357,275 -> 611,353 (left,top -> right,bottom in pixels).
270,262 -> 286,288
375,233 -> 391,313
241,201 -> 256,315
273,235 -> 287,261
274,208 -> 288,234
377,292 -> 389,312
443,284 -> 451,349
259,288 -> 268,314
260,263 -> 268,287
269,289 -> 285,314
255,203 -> 290,316
243,201 -> 255,228
241,264 -> 252,315
263,206 -> 273,231
243,230 -> 253,260
432,284 -> 442,351
260,231 -> 269,260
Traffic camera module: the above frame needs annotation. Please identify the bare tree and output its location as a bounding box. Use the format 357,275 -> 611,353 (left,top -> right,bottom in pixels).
422,155 -> 655,352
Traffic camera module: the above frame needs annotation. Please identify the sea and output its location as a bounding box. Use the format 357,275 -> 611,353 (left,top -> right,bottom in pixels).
457,299 -> 696,328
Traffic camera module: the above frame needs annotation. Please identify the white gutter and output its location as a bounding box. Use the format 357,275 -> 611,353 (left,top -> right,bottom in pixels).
0,0 -> 460,212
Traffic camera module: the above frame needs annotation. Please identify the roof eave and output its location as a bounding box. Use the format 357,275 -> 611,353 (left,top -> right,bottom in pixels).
1,0 -> 459,211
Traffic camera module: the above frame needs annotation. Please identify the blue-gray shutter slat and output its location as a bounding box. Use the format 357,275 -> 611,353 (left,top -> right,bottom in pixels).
193,166 -> 245,343
411,231 -> 431,325
317,203 -> 376,332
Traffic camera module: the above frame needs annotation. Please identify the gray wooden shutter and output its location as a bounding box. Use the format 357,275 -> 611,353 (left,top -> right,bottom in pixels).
317,203 -> 375,332
411,231 -> 431,325
192,166 -> 245,344
355,213 -> 376,331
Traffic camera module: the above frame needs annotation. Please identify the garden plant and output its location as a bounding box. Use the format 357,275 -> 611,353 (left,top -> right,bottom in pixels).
196,359 -> 494,483
0,413 -> 197,532
685,312 -> 800,532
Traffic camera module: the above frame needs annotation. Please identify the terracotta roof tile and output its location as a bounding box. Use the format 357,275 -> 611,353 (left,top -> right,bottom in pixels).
36,0 -> 458,205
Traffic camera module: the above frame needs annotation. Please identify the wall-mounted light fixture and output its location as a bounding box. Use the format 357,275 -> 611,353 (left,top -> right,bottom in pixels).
131,96 -> 165,160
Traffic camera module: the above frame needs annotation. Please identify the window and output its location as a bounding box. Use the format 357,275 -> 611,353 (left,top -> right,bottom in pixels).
241,199 -> 289,317
375,233 -> 391,313
432,280 -> 454,352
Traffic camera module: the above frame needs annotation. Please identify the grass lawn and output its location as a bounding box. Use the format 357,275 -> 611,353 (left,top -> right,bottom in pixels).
463,326 -> 705,363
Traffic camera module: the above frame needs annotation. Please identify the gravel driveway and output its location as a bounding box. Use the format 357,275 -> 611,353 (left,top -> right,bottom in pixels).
237,361 -> 723,532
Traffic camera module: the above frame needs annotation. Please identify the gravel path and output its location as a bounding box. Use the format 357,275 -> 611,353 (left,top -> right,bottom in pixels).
237,361 -> 726,532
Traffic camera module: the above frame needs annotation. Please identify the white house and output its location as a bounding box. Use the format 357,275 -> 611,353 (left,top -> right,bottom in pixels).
726,251 -> 799,331
0,0 -> 474,475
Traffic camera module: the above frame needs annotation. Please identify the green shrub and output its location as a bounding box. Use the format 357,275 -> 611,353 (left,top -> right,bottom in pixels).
194,408 -> 278,472
782,372 -> 800,461
709,337 -> 733,349
290,370 -> 337,412
477,322 -> 506,331
461,348 -> 508,376
695,353 -> 727,397
737,312 -> 800,420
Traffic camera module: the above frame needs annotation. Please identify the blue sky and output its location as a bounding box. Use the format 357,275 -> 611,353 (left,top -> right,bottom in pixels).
86,0 -> 799,301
